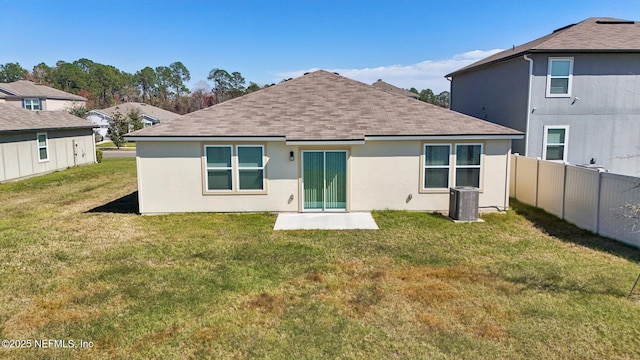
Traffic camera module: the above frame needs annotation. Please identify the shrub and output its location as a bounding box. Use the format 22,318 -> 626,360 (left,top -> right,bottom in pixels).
96,149 -> 103,163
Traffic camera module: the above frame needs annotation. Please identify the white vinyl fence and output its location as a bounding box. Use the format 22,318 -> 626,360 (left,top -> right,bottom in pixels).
510,154 -> 640,248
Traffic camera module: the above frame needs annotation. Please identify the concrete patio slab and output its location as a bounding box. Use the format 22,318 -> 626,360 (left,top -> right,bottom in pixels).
274,212 -> 379,230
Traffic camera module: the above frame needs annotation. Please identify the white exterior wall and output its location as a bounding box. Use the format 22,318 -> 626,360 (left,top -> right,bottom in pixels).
136,139 -> 512,214
0,129 -> 95,182
42,99 -> 86,111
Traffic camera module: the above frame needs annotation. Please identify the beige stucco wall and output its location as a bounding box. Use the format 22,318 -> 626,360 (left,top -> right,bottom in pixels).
1,98 -> 85,111
0,129 -> 95,182
136,139 -> 512,214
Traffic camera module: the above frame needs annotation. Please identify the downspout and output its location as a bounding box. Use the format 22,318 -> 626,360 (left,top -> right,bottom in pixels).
523,54 -> 534,156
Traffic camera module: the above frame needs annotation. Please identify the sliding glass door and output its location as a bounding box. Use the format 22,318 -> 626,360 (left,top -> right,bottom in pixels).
302,151 -> 347,211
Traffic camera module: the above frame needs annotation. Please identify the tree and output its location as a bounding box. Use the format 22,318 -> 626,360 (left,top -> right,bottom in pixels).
67,105 -> 90,119
126,108 -> 144,132
437,91 -> 450,108
228,71 -> 246,98
31,63 -> 51,84
169,61 -> 190,97
246,81 -> 261,94
207,68 -> 232,103
0,62 -> 28,82
135,67 -> 156,102
107,110 -> 129,149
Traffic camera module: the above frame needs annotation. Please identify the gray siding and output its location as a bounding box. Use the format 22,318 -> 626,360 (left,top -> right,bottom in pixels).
0,128 -> 96,182
450,57 -> 529,154
528,53 -> 640,176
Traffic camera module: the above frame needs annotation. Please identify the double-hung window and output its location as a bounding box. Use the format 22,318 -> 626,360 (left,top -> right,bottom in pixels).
423,144 -> 451,189
37,133 -> 49,162
237,145 -> 264,191
204,145 -> 265,192
546,58 -> 573,97
24,98 -> 42,111
543,126 -> 569,161
455,144 -> 482,188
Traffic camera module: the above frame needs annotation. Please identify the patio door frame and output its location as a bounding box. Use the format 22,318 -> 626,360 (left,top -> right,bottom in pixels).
301,150 -> 348,212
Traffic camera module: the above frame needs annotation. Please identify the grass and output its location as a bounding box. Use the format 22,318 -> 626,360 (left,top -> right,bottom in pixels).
96,141 -> 136,150
1,158 -> 640,359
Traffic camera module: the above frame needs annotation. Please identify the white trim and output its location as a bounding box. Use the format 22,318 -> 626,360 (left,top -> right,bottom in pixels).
128,136 -> 285,142
236,145 -> 265,191
127,135 -> 523,142
286,140 -> 365,145
422,143 -> 452,190
204,145 -> 234,192
524,54 -> 534,156
365,135 -> 523,141
454,143 -> 483,188
546,57 -> 574,98
36,132 -> 49,162
542,125 -> 570,162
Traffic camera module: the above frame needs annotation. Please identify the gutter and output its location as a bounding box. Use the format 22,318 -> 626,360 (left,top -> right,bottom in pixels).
523,54 -> 534,156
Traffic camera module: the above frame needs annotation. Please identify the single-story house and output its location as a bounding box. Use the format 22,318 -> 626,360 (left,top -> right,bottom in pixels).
0,80 -> 87,111
87,102 -> 179,138
126,70 -> 523,215
0,103 -> 96,182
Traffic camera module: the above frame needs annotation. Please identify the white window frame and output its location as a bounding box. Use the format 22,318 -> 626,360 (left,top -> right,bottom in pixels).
542,125 -> 569,162
204,145 -> 233,192
236,145 -> 265,192
422,144 -> 451,190
546,57 -> 574,98
37,132 -> 49,162
24,98 -> 42,111
454,143 -> 483,189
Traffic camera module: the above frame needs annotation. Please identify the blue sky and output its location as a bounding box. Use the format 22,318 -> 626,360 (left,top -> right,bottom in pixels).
1,0 -> 639,93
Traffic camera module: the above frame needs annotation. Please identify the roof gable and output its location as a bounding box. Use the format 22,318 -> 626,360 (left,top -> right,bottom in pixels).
0,103 -> 94,133
448,17 -> 640,76
128,70 -> 521,141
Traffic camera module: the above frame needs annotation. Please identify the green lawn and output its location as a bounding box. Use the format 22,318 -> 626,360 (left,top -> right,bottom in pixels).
96,141 -> 136,150
1,158 -> 640,359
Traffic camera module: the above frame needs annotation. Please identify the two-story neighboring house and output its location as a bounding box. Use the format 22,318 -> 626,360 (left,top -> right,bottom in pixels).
446,17 -> 640,176
0,80 -> 86,111
87,102 -> 179,138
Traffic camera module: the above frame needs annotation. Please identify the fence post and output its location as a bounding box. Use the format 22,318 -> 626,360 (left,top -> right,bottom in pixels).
596,169 -> 604,235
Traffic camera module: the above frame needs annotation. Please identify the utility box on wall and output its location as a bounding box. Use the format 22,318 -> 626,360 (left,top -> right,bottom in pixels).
449,187 -> 479,221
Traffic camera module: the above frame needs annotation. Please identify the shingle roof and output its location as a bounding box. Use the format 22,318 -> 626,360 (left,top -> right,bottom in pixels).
0,103 -> 94,133
447,17 -> 640,77
127,70 -> 521,141
91,102 -> 179,122
371,80 -> 419,98
0,80 -> 87,101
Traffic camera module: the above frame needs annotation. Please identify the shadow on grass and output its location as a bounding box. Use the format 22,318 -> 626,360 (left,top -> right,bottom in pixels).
86,191 -> 139,214
510,198 -> 640,263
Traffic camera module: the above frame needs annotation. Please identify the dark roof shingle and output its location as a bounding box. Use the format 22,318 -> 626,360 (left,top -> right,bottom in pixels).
447,17 -> 640,77
128,70 -> 521,140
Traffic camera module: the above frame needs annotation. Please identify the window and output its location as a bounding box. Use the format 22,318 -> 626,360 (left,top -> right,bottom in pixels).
237,146 -> 264,191
24,98 -> 42,111
546,58 -> 573,97
455,144 -> 482,188
37,133 -> 48,162
205,146 -> 233,191
543,126 -> 569,161
423,144 -> 451,189
204,145 -> 265,192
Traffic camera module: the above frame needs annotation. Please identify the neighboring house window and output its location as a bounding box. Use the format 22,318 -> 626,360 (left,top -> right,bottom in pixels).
205,145 -> 233,191
423,144 -> 451,189
455,144 -> 482,188
24,98 -> 42,111
204,145 -> 265,192
37,133 -> 49,162
237,145 -> 265,191
546,57 -> 573,97
543,126 -> 569,161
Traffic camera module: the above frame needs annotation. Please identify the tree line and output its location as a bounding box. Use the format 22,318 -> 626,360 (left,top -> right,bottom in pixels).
0,60 -> 449,115
0,60 -> 270,114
